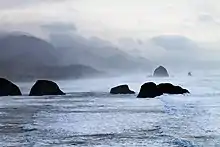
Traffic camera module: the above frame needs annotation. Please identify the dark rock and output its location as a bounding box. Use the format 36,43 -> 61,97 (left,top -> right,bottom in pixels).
188,72 -> 192,76
153,66 -> 169,77
110,85 -> 135,94
137,82 -> 163,98
29,80 -> 65,96
0,78 -> 22,96
137,82 -> 190,98
157,83 -> 189,94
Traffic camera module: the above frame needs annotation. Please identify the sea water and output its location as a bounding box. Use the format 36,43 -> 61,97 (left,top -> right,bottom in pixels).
1,72 -> 220,146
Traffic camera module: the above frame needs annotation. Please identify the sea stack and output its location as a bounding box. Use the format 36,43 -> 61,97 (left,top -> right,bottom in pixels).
157,83 -> 190,94
29,80 -> 65,96
137,82 -> 162,98
153,66 -> 169,77
110,85 -> 135,94
0,78 -> 22,96
137,82 -> 190,98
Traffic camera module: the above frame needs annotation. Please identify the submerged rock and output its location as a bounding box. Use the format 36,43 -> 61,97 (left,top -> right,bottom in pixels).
137,82 -> 189,98
110,85 -> 135,94
0,78 -> 22,96
153,66 -> 169,77
137,82 -> 162,98
157,83 -> 189,95
29,80 -> 65,96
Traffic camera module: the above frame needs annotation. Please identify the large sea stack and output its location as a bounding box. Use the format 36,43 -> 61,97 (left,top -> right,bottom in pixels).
153,66 -> 169,77
137,82 -> 162,98
137,82 -> 189,98
157,83 -> 189,95
0,78 -> 22,96
29,80 -> 65,96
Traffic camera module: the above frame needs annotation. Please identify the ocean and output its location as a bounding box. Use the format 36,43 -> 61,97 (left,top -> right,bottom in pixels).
1,72 -> 220,147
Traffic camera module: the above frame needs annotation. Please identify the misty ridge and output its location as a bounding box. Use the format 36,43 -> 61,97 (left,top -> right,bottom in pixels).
0,23 -> 153,81
0,34 -> 99,81
0,22 -> 219,81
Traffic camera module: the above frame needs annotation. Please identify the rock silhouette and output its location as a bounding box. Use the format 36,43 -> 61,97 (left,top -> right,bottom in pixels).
137,82 -> 189,98
0,78 -> 22,96
153,66 -> 169,77
110,85 -> 135,94
157,83 -> 189,94
29,80 -> 65,96
137,82 -> 162,98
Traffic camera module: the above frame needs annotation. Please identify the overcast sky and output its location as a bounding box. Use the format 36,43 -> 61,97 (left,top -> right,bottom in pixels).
0,0 -> 220,42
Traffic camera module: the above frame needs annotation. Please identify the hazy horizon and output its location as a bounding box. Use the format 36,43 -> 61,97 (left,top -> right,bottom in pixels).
0,0 -> 220,80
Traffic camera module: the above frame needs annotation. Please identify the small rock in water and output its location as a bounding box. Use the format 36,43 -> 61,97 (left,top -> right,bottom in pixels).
188,72 -> 192,76
110,85 -> 135,94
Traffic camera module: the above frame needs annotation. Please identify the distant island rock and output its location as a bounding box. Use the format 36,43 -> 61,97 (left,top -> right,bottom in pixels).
29,80 -> 65,96
153,66 -> 169,77
0,78 -> 22,96
110,85 -> 135,94
188,72 -> 192,76
137,82 -> 189,98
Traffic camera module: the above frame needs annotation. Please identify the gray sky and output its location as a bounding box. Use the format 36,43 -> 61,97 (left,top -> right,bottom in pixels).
0,0 -> 220,42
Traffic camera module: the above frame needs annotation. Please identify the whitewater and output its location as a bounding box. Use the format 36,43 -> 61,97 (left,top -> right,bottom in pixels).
1,72 -> 220,147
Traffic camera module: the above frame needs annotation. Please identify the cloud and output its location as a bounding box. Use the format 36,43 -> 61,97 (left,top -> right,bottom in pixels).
0,1 -> 34,9
41,23 -> 77,33
198,13 -> 215,22
0,0 -> 68,9
40,22 -> 152,72
198,13 -> 220,25
1,0 -> 220,42
151,35 -> 198,51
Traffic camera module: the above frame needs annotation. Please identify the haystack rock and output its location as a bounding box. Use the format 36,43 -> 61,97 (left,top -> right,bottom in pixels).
153,66 -> 169,77
0,78 -> 22,96
110,85 -> 135,94
29,80 -> 65,96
